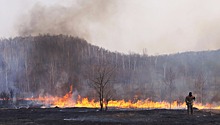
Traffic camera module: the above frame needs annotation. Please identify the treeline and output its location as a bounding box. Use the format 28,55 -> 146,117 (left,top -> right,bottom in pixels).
0,34 -> 220,104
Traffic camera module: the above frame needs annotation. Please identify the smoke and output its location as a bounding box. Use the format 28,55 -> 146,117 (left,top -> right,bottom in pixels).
56,71 -> 68,89
16,0 -> 117,42
196,20 -> 220,51
13,0 -> 220,55
72,89 -> 79,104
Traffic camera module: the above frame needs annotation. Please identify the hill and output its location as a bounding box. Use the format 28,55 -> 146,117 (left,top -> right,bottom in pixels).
0,34 -> 220,103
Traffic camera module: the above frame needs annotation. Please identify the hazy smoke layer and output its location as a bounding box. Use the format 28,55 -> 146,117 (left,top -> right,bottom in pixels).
14,0 -> 220,54
16,0 -> 117,41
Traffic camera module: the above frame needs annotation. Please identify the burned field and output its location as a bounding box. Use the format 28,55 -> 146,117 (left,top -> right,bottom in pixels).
0,108 -> 220,125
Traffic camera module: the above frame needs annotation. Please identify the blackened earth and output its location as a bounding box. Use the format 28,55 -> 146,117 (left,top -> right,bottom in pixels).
0,108 -> 220,125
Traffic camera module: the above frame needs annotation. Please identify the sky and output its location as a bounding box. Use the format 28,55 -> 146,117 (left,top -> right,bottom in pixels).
1,0 -> 220,55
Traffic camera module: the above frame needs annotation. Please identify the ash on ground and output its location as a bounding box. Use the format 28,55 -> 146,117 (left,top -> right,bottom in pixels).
0,108 -> 220,125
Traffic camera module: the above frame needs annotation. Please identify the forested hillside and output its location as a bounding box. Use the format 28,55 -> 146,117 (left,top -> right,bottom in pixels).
0,34 -> 220,103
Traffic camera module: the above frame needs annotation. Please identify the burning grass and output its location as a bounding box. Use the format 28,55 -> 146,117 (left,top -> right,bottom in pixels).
23,86 -> 220,110
27,96 -> 220,110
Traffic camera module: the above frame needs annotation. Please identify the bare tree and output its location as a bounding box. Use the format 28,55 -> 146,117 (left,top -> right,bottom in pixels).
194,72 -> 206,104
88,60 -> 115,111
104,86 -> 114,111
0,91 -> 10,105
163,67 -> 175,109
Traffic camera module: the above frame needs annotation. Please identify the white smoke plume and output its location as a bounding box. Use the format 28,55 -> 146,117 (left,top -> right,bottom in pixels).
7,0 -> 220,54
16,0 -> 117,44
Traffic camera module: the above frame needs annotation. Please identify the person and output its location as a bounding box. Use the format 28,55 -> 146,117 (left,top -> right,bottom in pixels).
185,92 -> 195,115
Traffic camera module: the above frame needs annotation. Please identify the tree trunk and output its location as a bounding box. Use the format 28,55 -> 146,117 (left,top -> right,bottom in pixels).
105,100 -> 109,111
100,99 -> 103,111
169,90 -> 171,109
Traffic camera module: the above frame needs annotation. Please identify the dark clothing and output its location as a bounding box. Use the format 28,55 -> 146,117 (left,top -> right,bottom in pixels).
185,95 -> 195,115
185,95 -> 195,105
187,103 -> 193,115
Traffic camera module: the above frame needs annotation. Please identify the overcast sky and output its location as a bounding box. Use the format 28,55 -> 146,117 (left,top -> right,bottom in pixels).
1,0 -> 220,55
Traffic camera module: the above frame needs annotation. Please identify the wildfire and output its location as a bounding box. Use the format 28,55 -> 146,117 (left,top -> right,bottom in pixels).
26,86 -> 220,110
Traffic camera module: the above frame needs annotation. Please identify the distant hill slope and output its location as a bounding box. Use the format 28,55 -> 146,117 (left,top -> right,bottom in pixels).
0,34 -> 220,103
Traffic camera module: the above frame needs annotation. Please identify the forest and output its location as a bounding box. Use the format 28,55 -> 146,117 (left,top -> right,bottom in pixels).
0,34 -> 220,104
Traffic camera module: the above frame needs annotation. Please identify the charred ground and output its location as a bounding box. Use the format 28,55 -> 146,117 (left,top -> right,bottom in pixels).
0,108 -> 219,125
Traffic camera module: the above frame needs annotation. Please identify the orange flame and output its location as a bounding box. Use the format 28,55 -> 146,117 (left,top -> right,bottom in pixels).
26,86 -> 220,110
53,85 -> 75,107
